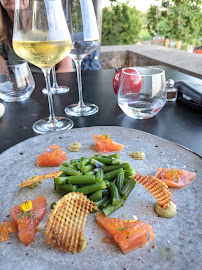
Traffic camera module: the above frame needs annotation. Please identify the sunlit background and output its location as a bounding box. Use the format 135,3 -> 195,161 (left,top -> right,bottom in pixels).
103,0 -> 160,11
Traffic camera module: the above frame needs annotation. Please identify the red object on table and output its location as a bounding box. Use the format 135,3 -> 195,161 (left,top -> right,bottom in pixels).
112,68 -> 143,95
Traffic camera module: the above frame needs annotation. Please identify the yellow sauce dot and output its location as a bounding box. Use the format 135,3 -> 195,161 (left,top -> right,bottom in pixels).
68,142 -> 82,152
129,151 -> 145,160
155,202 -> 177,218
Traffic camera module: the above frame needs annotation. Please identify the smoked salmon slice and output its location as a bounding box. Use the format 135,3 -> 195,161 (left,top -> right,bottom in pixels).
37,144 -> 67,167
10,195 -> 47,246
93,134 -> 125,153
154,167 -> 196,188
96,212 -> 155,254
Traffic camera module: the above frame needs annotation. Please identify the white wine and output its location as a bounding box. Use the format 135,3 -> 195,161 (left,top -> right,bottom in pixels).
13,40 -> 72,70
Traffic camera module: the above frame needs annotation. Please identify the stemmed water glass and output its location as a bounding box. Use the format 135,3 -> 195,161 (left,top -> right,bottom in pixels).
13,0 -> 74,134
42,66 -> 70,94
63,0 -> 100,116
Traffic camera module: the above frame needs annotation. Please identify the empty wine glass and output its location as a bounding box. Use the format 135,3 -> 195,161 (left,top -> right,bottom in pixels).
42,66 -> 70,94
63,0 -> 100,116
13,0 -> 74,134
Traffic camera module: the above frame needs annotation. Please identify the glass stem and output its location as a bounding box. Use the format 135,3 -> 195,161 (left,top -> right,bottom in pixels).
74,60 -> 85,108
51,65 -> 59,88
42,69 -> 57,123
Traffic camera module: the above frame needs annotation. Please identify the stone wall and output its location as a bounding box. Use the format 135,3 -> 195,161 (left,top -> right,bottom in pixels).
100,44 -> 202,79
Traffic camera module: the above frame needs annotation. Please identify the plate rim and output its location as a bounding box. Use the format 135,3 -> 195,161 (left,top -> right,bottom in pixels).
1,126 -> 201,159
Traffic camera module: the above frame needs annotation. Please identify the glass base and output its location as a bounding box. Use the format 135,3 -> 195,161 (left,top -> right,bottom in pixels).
64,103 -> 98,117
32,116 -> 74,134
42,86 -> 70,95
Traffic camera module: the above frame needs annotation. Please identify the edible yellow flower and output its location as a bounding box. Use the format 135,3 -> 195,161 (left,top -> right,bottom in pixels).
20,200 -> 32,212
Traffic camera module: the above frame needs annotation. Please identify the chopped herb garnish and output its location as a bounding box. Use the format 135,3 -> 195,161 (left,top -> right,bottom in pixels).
104,134 -> 111,139
18,211 -> 31,219
170,168 -> 179,181
119,226 -> 130,232
47,148 -> 56,152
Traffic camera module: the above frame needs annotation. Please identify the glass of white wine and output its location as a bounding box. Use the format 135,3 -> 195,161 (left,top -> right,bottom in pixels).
63,0 -> 100,117
13,0 -> 74,134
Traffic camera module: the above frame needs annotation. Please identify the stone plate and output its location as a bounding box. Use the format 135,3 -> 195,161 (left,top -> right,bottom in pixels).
0,126 -> 201,270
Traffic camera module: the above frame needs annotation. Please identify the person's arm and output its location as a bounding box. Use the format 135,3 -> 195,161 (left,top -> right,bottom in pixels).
0,54 -> 5,61
0,55 -> 9,74
56,56 -> 73,73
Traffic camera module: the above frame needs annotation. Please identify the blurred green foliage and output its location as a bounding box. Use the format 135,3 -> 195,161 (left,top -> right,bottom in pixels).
102,2 -> 142,45
147,0 -> 202,46
139,12 -> 152,41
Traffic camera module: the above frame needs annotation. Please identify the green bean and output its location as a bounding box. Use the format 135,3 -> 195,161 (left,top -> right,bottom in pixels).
85,171 -> 95,175
59,166 -> 82,176
88,191 -> 102,202
92,157 -> 113,165
80,157 -> 90,166
70,158 -> 81,164
101,196 -> 112,208
101,197 -> 111,208
102,201 -> 124,216
68,175 -> 102,185
54,176 -> 69,184
95,199 -> 103,208
104,168 -> 124,181
124,177 -> 131,185
71,162 -> 80,170
81,164 -> 95,174
110,183 -> 121,206
77,181 -> 106,195
68,164 -> 78,171
101,189 -> 110,196
101,153 -> 120,158
111,158 -> 120,165
103,163 -> 131,173
77,158 -> 90,170
121,177 -> 136,200
60,172 -> 68,178
90,158 -> 104,167
57,153 -> 136,217
124,168 -> 136,178
62,161 -> 70,167
117,171 -> 125,193
76,161 -> 83,170
104,180 -> 111,188
51,202 -> 56,209
96,196 -> 111,208
96,168 -> 104,180
55,183 -> 77,193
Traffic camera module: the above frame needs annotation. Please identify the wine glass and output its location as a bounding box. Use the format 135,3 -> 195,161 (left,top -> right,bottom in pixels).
42,66 -> 70,94
13,0 -> 74,134
63,0 -> 100,116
